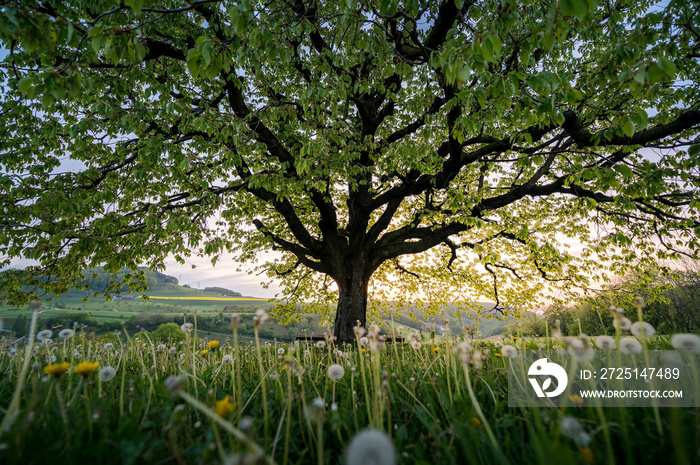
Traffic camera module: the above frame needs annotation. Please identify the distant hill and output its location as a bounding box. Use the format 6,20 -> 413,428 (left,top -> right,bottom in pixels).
79,268 -> 247,297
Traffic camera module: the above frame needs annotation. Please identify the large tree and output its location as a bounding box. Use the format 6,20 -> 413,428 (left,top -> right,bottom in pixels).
1,0 -> 699,341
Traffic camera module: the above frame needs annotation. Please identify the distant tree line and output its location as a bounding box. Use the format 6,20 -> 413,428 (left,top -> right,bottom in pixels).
508,267 -> 700,337
3,309 -> 299,342
203,287 -> 242,297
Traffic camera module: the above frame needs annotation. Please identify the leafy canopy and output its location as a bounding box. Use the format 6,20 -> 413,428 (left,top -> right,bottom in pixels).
0,0 -> 699,320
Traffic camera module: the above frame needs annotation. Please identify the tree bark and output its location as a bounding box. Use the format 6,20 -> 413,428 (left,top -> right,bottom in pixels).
333,262 -> 370,343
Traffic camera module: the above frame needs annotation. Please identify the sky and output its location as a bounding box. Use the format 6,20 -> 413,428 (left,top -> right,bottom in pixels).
160,252 -> 282,298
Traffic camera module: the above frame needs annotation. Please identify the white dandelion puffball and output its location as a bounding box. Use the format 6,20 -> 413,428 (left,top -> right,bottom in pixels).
560,416 -> 591,446
562,337 -> 584,350
619,337 -> 643,355
494,340 -> 503,348
268,371 -> 279,381
278,348 -> 285,355
99,366 -> 117,382
345,429 -> 396,465
410,340 -> 421,350
222,354 -> 233,364
104,343 -> 114,351
501,345 -> 517,358
59,329 -> 74,339
595,336 -> 616,350
180,323 -> 193,332
316,341 -> 326,349
360,337 -> 369,346
37,330 -> 53,341
671,334 -> 700,352
328,364 -> 345,381
157,344 -> 167,352
568,347 -> 595,363
630,322 -> 655,339
613,317 -> 632,331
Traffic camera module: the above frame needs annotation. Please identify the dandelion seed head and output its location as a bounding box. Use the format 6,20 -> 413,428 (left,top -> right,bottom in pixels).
671,333 -> 700,352
501,345 -> 517,358
180,323 -> 193,332
59,329 -> 74,339
595,336 -> 615,350
568,347 -> 595,363
630,322 -> 655,338
613,317 -> 632,331
345,429 -> 396,465
99,366 -> 116,382
328,364 -> 345,381
619,337 -> 642,355
560,416 -> 591,446
37,329 -> 53,341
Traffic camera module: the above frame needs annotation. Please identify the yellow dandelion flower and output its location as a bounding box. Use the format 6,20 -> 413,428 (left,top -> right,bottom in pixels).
208,340 -> 219,350
495,353 -> 502,357
580,447 -> 595,463
75,361 -> 100,377
43,362 -> 70,377
215,396 -> 235,418
432,347 -> 440,353
569,395 -> 584,405
200,350 -> 209,356
471,417 -> 481,428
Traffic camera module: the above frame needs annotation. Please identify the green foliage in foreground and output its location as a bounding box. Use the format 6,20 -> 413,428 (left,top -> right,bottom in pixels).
1,315 -> 699,465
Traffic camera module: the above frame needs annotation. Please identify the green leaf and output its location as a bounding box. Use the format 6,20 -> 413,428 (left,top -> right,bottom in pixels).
622,117 -> 635,138
560,0 -> 579,17
17,77 -> 34,94
481,37 -> 494,62
489,35 -> 502,59
186,51 -> 200,79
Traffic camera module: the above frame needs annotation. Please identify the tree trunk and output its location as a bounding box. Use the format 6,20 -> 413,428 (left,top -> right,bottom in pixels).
333,264 -> 369,343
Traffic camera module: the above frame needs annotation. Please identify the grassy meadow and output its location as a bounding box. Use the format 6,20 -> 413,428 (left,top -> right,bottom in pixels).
1,306 -> 699,465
